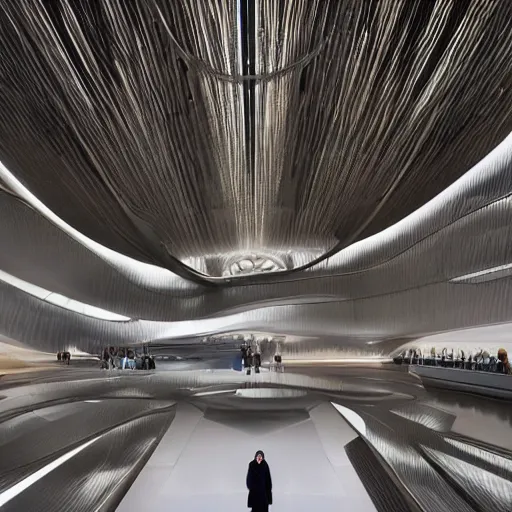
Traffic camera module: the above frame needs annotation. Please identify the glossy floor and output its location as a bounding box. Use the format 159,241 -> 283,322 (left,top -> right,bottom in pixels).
0,365 -> 511,511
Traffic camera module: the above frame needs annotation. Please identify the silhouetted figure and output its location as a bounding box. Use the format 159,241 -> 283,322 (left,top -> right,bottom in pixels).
57,352 -> 62,361
254,351 -> 261,373
142,355 -> 154,370
247,450 -> 272,512
245,347 -> 253,375
498,348 -> 512,375
271,354 -> 284,373
447,348 -> 455,368
430,346 -> 436,366
481,350 -> 490,371
241,345 -> 249,367
459,350 -> 466,369
441,348 -> 447,367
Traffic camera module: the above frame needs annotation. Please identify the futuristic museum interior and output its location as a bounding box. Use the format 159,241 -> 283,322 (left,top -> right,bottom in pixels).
0,1 -> 512,511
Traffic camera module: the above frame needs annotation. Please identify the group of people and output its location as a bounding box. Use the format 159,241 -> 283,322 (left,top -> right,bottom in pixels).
56,351 -> 71,365
395,347 -> 512,375
100,346 -> 155,370
238,342 -> 285,375
241,344 -> 262,374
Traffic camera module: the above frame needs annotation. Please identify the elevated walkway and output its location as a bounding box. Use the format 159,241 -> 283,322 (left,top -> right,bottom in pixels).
410,365 -> 512,399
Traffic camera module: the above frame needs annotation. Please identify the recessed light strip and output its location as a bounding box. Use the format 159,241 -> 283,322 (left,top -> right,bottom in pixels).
0,269 -> 130,322
450,262 -> 512,283
0,435 -> 102,507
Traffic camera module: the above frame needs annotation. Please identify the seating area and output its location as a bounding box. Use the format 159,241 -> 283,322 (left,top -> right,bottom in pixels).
394,347 -> 512,375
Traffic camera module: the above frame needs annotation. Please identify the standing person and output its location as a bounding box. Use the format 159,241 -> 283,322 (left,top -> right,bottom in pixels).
241,345 -> 248,366
245,347 -> 253,375
254,349 -> 262,373
246,450 -> 272,512
233,346 -> 244,372
498,348 -> 512,375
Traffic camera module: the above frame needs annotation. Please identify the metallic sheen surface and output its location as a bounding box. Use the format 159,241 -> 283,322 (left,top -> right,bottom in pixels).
1,366 -> 511,511
0,4 -> 512,509
0,1 -> 511,352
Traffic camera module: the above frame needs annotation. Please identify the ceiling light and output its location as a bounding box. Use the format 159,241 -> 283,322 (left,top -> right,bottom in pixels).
450,263 -> 512,284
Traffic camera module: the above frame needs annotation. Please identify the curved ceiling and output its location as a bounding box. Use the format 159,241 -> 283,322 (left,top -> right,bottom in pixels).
0,0 -> 511,281
0,0 -> 511,354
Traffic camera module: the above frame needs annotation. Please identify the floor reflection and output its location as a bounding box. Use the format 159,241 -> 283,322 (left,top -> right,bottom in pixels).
0,365 -> 510,511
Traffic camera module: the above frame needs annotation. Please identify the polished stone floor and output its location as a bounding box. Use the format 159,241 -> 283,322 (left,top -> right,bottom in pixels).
117,401 -> 376,512
0,365 -> 511,511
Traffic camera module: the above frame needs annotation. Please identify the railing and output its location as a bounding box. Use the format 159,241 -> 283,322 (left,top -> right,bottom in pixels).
394,357 -> 510,375
409,365 -> 512,399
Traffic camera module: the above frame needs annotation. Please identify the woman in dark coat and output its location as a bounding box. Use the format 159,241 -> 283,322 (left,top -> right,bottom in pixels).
247,450 -> 272,511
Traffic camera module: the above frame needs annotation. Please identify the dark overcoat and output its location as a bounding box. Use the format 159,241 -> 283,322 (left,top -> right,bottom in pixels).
246,459 -> 272,508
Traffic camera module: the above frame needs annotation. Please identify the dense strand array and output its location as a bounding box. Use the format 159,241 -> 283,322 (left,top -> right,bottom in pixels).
0,0 -> 510,279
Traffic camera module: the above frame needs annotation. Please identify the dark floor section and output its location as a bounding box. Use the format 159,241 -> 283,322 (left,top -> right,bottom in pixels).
345,437 -> 415,512
0,401 -> 176,512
